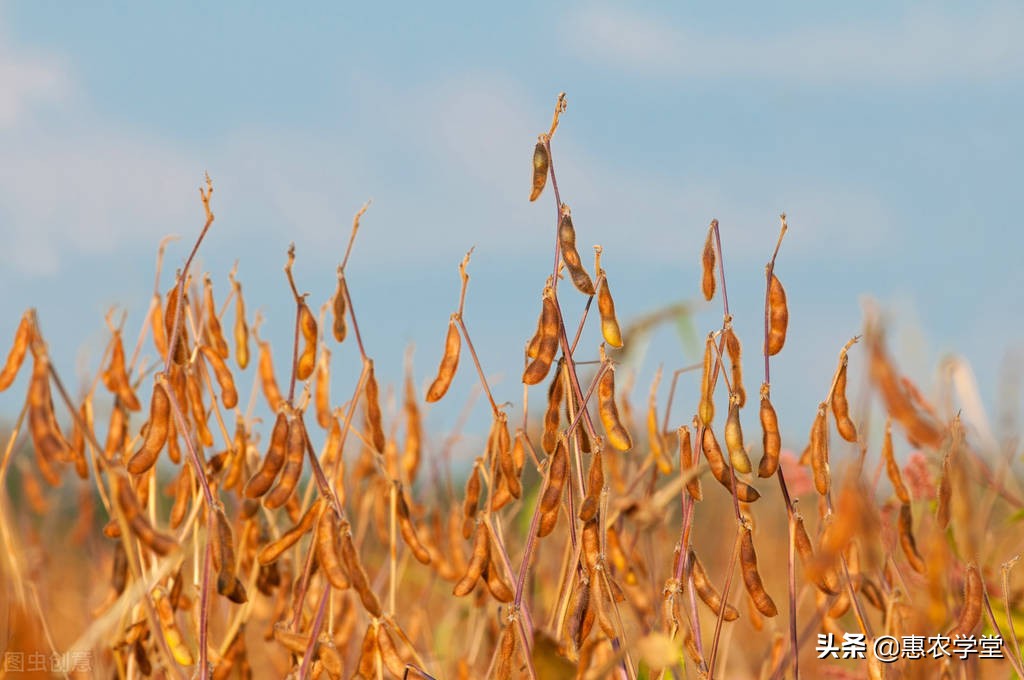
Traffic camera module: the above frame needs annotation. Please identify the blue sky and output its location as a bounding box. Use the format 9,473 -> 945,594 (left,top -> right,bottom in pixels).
0,3 -> 1020,456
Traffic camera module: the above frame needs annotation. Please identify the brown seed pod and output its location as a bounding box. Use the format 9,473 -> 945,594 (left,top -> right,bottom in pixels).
882,419 -> 910,503
315,504 -> 351,590
690,549 -> 739,621
454,521 -> 490,596
462,465 -> 481,540
311,346 -> 331,430
258,497 -> 323,565
126,381 -> 172,475
558,205 -> 595,295
701,223 -> 716,301
897,502 -> 926,574
264,412 -> 306,509
740,523 -> 778,617
831,358 -> 857,442
296,301 -> 317,381
596,267 -> 623,348
529,137 -> 549,202
724,394 -> 751,474
202,275 -> 230,359
331,269 -> 348,343
724,326 -> 745,407
397,484 -> 432,565
26,350 -> 67,485
698,333 -> 716,426
757,384 -> 781,478
70,401 -> 89,479
256,336 -> 285,411
571,580 -> 595,651
164,282 -> 192,366
152,586 -> 194,666
950,563 -> 982,638
537,438 -> 569,537
483,556 -> 515,603
364,359 -> 386,453
578,452 -> 604,522
115,477 -> 177,556
793,511 -> 839,595
0,311 -> 32,391
495,619 -> 517,680
767,273 -> 788,356
111,541 -> 128,595
185,367 -> 214,448
647,370 -> 671,474
542,361 -> 564,455
426,315 -> 461,403
522,289 -> 559,385
211,507 -> 246,603
101,328 -> 142,411
678,426 -> 702,501
403,370 -> 422,482
231,274 -> 249,370
339,521 -> 382,617
199,345 -> 238,410
244,410 -> 290,498
493,412 -> 520,500
598,363 -> 632,451
703,426 -> 760,503
168,463 -> 192,529
376,622 -> 407,678
810,406 -> 830,496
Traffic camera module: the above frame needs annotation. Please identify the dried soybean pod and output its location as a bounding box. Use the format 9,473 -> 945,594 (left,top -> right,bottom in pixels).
882,420 -> 910,503
724,394 -> 751,474
116,477 -> 177,556
598,360 -> 632,451
454,521 -> 490,596
332,268 -> 348,343
127,381 -> 170,474
153,586 -> 194,666
596,265 -> 623,347
578,452 -> 604,522
758,384 -> 781,478
740,523 -> 778,616
199,345 -> 238,410
483,556 -> 515,603
494,412 -> 520,500
70,401 -> 89,479
296,300 -> 317,381
111,541 -> 128,595
0,311 -> 32,391
163,283 -> 190,366
793,511 -> 839,595
376,623 -> 407,678
426,315 -> 460,402
525,301 -> 545,360
258,498 -> 323,564
102,328 -> 142,411
701,223 -> 716,301
698,333 -> 715,426
203,275 -> 230,359
231,273 -> 249,369
168,463 -> 191,529
244,410 -> 290,498
255,334 -> 284,411
314,347 -> 331,429
339,522 -> 383,617
647,369 -> 672,474
541,361 -> 565,455
462,465 -> 481,539
897,503 -> 926,574
724,326 -> 745,407
831,357 -> 857,442
558,205 -> 595,295
364,359 -> 386,453
701,426 -> 729,484
185,367 -> 214,448
767,273 -> 788,356
690,549 -> 739,621
529,137 -> 549,202
950,563 -> 982,638
403,369 -> 423,482
354,623 -> 381,679
397,484 -> 432,565
537,438 -> 569,537
315,505 -> 351,590
522,288 -> 559,385
810,406 -> 830,496
677,426 -> 702,501
495,620 -> 517,680
264,412 -> 306,509
26,351 -> 67,485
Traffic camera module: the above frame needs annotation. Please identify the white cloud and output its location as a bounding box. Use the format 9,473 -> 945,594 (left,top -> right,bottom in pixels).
0,34 -> 69,128
567,4 -> 1024,83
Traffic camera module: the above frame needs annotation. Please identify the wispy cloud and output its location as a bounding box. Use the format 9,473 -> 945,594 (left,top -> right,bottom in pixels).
0,31 -> 69,128
566,4 -> 1024,83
